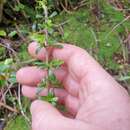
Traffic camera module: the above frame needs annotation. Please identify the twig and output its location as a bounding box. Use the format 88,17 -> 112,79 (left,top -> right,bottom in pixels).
0,0 -> 4,22
0,37 -> 23,67
0,41 -> 16,54
15,0 -> 29,24
60,1 -> 71,14
21,59 -> 37,65
2,83 -> 14,102
17,84 -> 31,124
105,15 -> 130,39
90,28 -> 98,47
15,24 -> 27,42
0,101 -> 18,113
65,0 -> 68,9
42,4 -> 50,94
74,1 -> 88,10
119,37 -> 128,63
58,25 -> 64,36
54,20 -> 70,27
43,5 -> 49,46
0,38 -> 20,63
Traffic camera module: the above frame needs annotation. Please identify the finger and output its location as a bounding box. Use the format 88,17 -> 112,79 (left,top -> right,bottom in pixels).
31,101 -> 98,130
52,43 -> 103,80
16,66 -> 67,86
31,100 -> 62,130
22,85 -> 80,114
65,95 -> 79,116
63,75 -> 79,97
53,67 -> 67,82
31,100 -> 62,118
28,42 -> 103,81
28,42 -> 46,60
22,85 -> 68,104
16,66 -> 46,86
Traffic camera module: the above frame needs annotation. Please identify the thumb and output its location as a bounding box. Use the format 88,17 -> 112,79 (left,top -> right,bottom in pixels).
30,100 -> 100,130
30,100 -> 63,130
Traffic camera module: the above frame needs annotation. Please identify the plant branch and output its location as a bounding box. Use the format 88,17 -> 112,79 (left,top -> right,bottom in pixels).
105,15 -> 130,39
17,84 -> 31,124
0,101 -> 18,113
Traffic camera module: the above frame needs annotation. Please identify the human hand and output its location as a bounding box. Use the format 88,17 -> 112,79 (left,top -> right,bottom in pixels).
16,42 -> 130,130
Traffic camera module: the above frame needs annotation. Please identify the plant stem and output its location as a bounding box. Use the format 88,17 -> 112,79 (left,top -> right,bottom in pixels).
43,5 -> 49,63
42,4 -> 50,94
0,101 -> 18,113
18,84 -> 31,124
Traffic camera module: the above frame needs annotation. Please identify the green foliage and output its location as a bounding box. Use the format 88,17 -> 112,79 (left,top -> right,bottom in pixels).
49,59 -> 64,69
29,0 -> 64,105
34,59 -> 64,69
102,2 -> 124,22
54,8 -> 94,49
18,44 -> 31,61
48,70 -> 61,87
14,3 -> 25,12
29,33 -> 45,44
8,31 -> 17,38
41,92 -> 58,106
36,0 -> 47,9
35,59 -> 63,98
4,116 -> 29,130
0,46 -> 6,59
0,30 -> 6,37
54,5 -> 129,72
119,76 -> 130,82
0,58 -> 16,87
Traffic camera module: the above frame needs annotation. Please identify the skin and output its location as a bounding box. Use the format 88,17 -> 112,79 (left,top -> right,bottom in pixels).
16,42 -> 130,130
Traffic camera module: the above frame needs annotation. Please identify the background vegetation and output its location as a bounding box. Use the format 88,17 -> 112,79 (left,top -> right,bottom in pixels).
0,0 -> 130,130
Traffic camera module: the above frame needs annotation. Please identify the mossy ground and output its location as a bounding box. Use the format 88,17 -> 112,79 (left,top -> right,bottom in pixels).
4,116 -> 30,130
54,4 -> 129,73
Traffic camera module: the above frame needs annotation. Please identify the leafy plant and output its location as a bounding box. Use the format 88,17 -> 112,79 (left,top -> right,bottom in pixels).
30,0 -> 64,106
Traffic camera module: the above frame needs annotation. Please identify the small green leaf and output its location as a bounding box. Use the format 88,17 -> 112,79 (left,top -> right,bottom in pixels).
0,64 -> 9,72
0,79 -> 6,87
35,46 -> 42,54
4,58 -> 13,65
47,39 -> 57,46
47,20 -> 53,27
36,14 -> 43,19
118,76 -> 130,81
50,59 -> 64,69
36,78 -> 48,95
36,87 -> 44,96
34,61 -> 49,69
29,33 -> 45,44
49,11 -> 57,18
8,73 -> 17,84
38,78 -> 48,88
0,30 -> 6,37
40,91 -> 58,106
48,70 -> 61,87
14,3 -> 25,12
8,31 -> 17,38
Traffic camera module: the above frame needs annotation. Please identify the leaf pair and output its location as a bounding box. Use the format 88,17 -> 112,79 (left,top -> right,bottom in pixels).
37,69 -> 61,90
34,59 -> 64,69
40,92 -> 58,106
